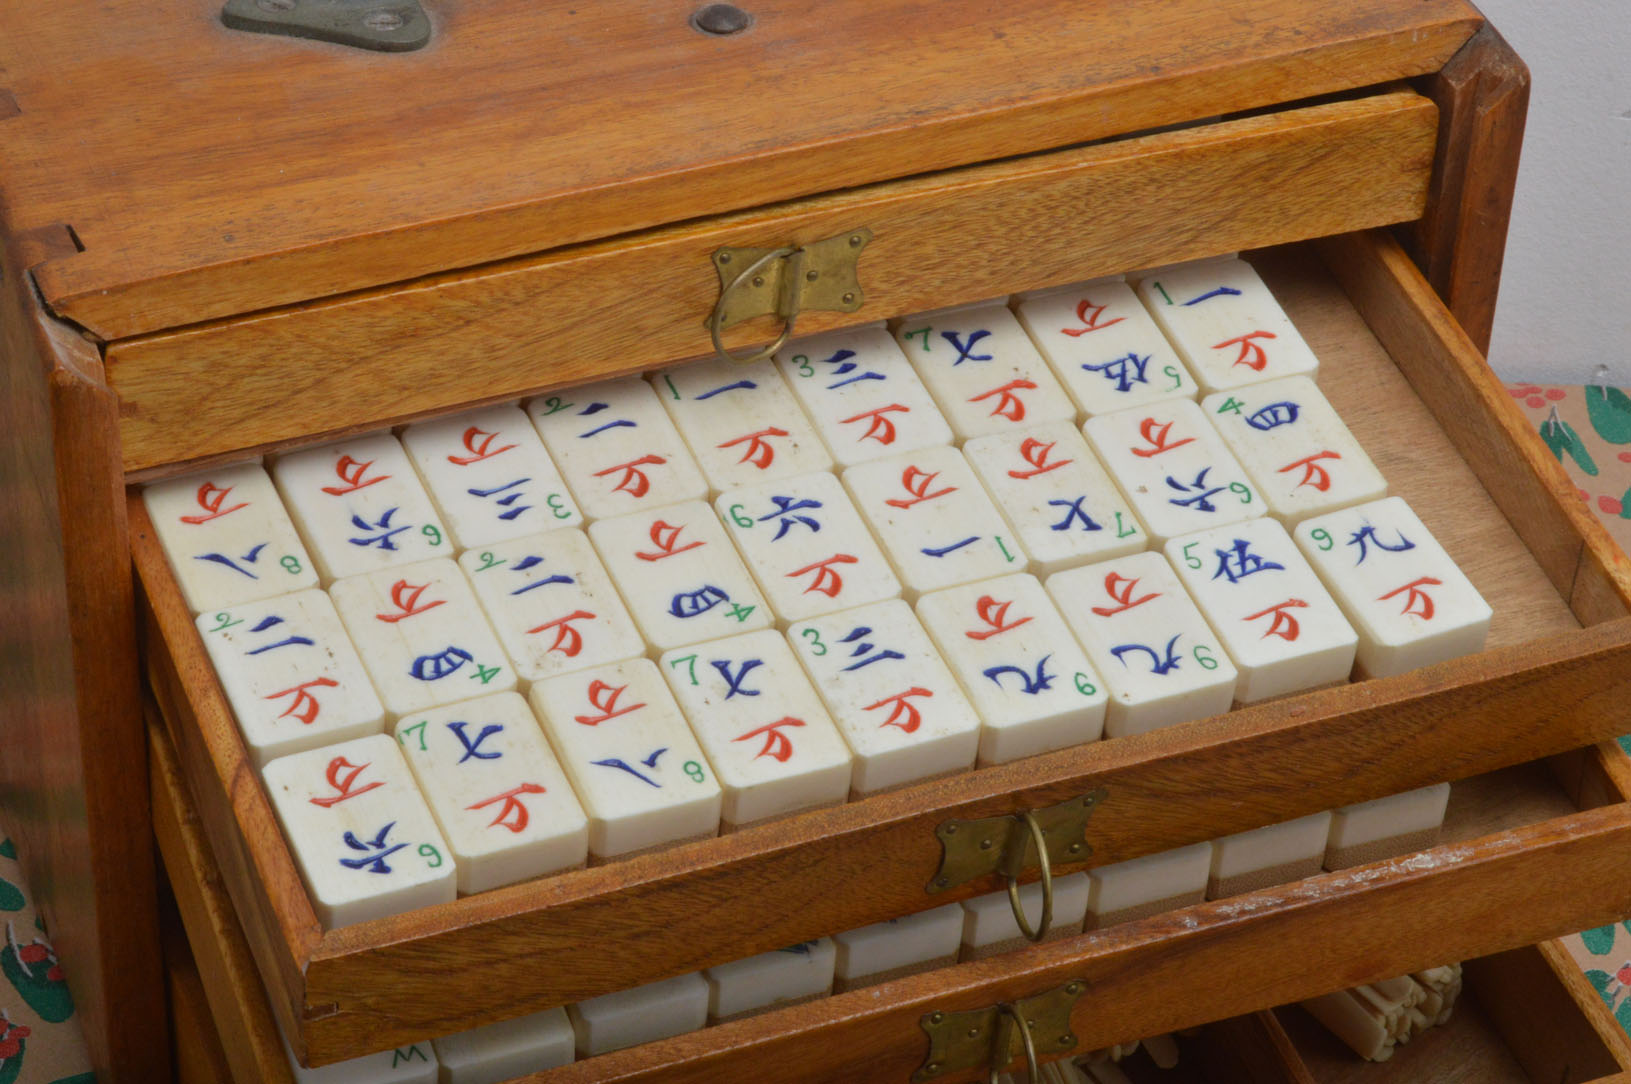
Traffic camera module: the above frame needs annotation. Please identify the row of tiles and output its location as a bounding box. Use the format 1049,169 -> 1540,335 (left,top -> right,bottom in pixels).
284,781 -> 1450,1083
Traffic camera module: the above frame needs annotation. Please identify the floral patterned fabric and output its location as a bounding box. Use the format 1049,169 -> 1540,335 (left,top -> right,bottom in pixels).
0,836 -> 94,1084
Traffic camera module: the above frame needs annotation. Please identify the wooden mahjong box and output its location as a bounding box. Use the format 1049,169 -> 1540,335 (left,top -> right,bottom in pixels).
5,2 -> 1631,1081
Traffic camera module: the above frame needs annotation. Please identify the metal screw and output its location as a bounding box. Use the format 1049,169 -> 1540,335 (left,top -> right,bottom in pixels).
719,252 -> 732,264
363,9 -> 404,30
806,269 -> 819,281
1066,982 -> 1084,995
691,3 -> 752,35
944,824 -> 958,835
967,1027 -> 980,1038
925,1062 -> 941,1075
935,876 -> 949,888
1068,842 -> 1082,854
850,235 -> 864,246
1061,1034 -> 1076,1046
842,291 -> 856,304
928,1012 -> 944,1024
752,275 -> 765,287
256,0 -> 296,10
979,838 -> 993,851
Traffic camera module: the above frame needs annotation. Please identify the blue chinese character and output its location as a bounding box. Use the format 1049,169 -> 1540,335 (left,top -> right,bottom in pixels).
577,402 -> 637,439
447,721 -> 504,762
670,585 -> 729,619
759,495 -> 823,540
508,554 -> 575,595
941,330 -> 993,365
243,614 -> 313,655
696,380 -> 757,400
1348,524 -> 1416,564
1182,286 -> 1242,306
1080,353 -> 1151,393
1111,636 -> 1183,675
591,747 -> 667,788
838,626 -> 905,672
815,348 -> 885,390
467,478 -> 533,523
921,536 -> 979,558
983,655 -> 1055,695
349,509 -> 412,550
1047,497 -> 1102,533
1246,402 -> 1300,431
711,658 -> 764,699
339,822 -> 408,875
195,542 -> 268,579
1213,538 -> 1285,584
1165,469 -> 1226,513
411,646 -> 473,681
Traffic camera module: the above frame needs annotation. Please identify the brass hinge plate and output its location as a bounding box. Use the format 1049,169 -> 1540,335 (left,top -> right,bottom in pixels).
221,1 -> 432,53
928,789 -> 1108,894
914,981 -> 1088,1082
710,228 -> 872,330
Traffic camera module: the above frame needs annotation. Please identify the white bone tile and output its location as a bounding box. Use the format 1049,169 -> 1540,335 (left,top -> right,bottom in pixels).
329,558 -> 516,720
273,434 -> 453,582
717,470 -> 901,622
1013,279 -> 1199,416
1134,258 -> 1320,391
963,421 -> 1147,575
1047,552 -> 1238,738
526,377 -> 708,520
1293,497 -> 1492,678
1082,399 -> 1262,544
1208,811 -> 1333,898
588,500 -> 772,652
1202,376 -> 1386,525
458,529 -> 644,685
660,630 -> 852,828
916,574 -> 1107,764
1325,783 -> 1451,870
774,324 -> 953,465
786,600 -> 980,794
431,1008 -> 574,1083
393,692 -> 588,895
832,902 -> 965,991
959,872 -> 1092,959
568,971 -> 709,1057
400,403 -> 581,548
282,1038 -> 439,1083
1086,842 -> 1212,929
652,358 -> 832,491
1165,518 -> 1356,703
261,733 -> 456,928
842,446 -> 1026,600
144,462 -> 318,611
527,659 -> 721,859
197,589 -> 384,767
893,302 -> 1076,440
704,938 -> 836,1022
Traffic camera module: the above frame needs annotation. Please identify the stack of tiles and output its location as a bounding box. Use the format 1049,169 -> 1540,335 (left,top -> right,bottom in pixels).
1207,812 -> 1333,899
830,904 -> 965,992
282,1039 -> 438,1083
567,972 -> 710,1057
430,1009 -> 576,1084
1324,783 -> 1451,871
1301,965 -> 1464,1062
1084,843 -> 1212,930
959,873 -> 1093,960
703,938 -> 837,1023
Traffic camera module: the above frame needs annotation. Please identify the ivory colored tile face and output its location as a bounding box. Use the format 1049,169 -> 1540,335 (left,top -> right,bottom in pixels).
1294,497 -> 1492,678
393,693 -> 587,895
431,1007 -> 574,1083
197,589 -> 385,767
1165,519 -> 1356,703
774,325 -> 953,465
330,559 -> 515,720
144,462 -> 318,611
1203,376 -> 1386,525
842,446 -> 1027,600
1134,258 -> 1320,391
704,938 -> 836,1021
1014,280 -> 1199,416
894,303 -> 1076,440
959,872 -> 1091,957
916,574 -> 1107,764
787,600 -> 980,794
717,471 -> 901,622
652,358 -> 832,491
1326,783 -> 1451,870
400,403 -> 581,548
283,1039 -> 439,1083
1047,552 -> 1237,738
660,630 -> 852,827
1086,842 -> 1212,928
1083,398 -> 1262,544
526,377 -> 708,520
273,434 -> 452,582
1208,811 -> 1333,898
528,659 -> 721,858
261,734 -> 456,928
459,530 -> 644,685
832,903 -> 965,989
589,500 -> 771,652
964,422 -> 1146,575
568,971 -> 709,1057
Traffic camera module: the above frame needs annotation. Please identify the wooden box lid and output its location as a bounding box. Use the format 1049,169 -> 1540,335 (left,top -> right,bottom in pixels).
0,0 -> 1478,341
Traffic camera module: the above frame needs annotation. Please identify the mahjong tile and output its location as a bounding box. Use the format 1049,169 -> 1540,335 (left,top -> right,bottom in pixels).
401,403 -> 581,548
330,558 -> 515,720
1294,497 -> 1491,678
964,422 -> 1146,575
660,630 -> 852,827
893,303 -> 1075,440
704,938 -> 835,1022
787,600 -> 980,794
197,589 -> 384,767
1203,376 -> 1385,525
842,446 -> 1026,600
1134,258 -> 1319,391
916,574 -> 1107,764
568,971 -> 709,1057
528,659 -> 721,859
832,903 -> 965,992
588,500 -> 772,651
1208,811 -> 1332,898
1047,552 -> 1237,738
1166,519 -> 1356,703
144,462 -> 317,611
431,1008 -> 574,1083
526,377 -> 708,520
958,872 -> 1091,960
1014,280 -> 1198,416
1325,783 -> 1450,870
718,471 -> 901,622
273,434 -> 452,582
652,357 -> 831,491
393,693 -> 587,894
773,324 -> 953,466
1083,399 -> 1262,544
262,734 -> 456,928
282,1038 -> 439,1083
459,530 -> 644,684
1085,842 -> 1211,929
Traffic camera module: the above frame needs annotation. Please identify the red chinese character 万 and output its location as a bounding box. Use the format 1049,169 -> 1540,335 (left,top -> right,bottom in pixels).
1276,451 -> 1342,492
592,454 -> 667,498
527,609 -> 597,657
864,687 -> 934,733
733,717 -> 805,762
1243,598 -> 1308,641
1130,417 -> 1195,458
447,426 -> 517,466
264,677 -> 339,726
375,579 -> 445,624
788,554 -> 858,598
717,427 -> 790,470
1008,437 -> 1072,480
466,783 -> 548,833
322,455 -> 391,495
839,404 -> 910,446
1213,331 -> 1277,372
968,379 -> 1037,422
309,755 -> 385,808
885,465 -> 956,509
1377,576 -> 1442,620
1091,572 -> 1161,617
179,481 -> 249,524
965,595 -> 1032,641
573,679 -> 646,726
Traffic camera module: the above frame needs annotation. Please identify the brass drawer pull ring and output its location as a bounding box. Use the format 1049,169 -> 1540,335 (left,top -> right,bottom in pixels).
706,228 -> 873,364
1004,810 -> 1053,942
708,246 -> 802,365
988,1002 -> 1042,1084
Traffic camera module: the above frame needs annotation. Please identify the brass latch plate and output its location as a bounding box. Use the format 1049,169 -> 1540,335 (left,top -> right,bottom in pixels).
928,789 -> 1108,894
221,1 -> 432,52
710,228 -> 872,331
914,981 -> 1087,1082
